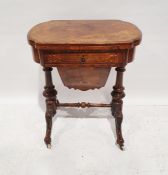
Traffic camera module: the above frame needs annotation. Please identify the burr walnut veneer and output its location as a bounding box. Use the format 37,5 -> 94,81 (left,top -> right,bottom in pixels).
28,20 -> 142,150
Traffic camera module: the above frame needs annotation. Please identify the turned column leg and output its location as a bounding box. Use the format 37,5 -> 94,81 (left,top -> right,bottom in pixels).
43,67 -> 57,148
111,67 -> 126,150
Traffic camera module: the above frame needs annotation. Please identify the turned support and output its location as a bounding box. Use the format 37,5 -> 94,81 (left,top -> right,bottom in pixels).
111,67 -> 126,150
57,102 -> 112,108
43,67 -> 57,148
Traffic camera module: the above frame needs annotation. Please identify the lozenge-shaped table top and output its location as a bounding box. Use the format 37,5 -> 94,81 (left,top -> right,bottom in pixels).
28,20 -> 142,46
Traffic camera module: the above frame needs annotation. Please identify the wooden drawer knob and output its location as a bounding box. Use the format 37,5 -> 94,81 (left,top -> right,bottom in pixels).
80,56 -> 86,64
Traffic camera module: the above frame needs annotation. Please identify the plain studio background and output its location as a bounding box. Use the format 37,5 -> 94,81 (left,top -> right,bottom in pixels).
0,0 -> 168,175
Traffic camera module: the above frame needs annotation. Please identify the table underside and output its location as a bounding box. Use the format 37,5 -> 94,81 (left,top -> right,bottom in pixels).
31,46 -> 135,90
29,46 -> 138,150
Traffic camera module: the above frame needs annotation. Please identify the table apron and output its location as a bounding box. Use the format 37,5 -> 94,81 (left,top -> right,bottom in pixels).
38,49 -> 135,67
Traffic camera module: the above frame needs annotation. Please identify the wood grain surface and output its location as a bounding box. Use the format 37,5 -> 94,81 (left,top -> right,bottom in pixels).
28,20 -> 142,45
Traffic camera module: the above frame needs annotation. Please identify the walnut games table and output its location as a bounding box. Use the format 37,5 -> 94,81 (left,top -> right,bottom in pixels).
27,20 -> 142,150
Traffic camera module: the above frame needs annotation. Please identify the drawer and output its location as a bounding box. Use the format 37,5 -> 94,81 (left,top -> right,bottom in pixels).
42,51 -> 128,66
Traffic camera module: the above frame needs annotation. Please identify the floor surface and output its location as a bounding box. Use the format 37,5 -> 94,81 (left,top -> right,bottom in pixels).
0,105 -> 168,175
